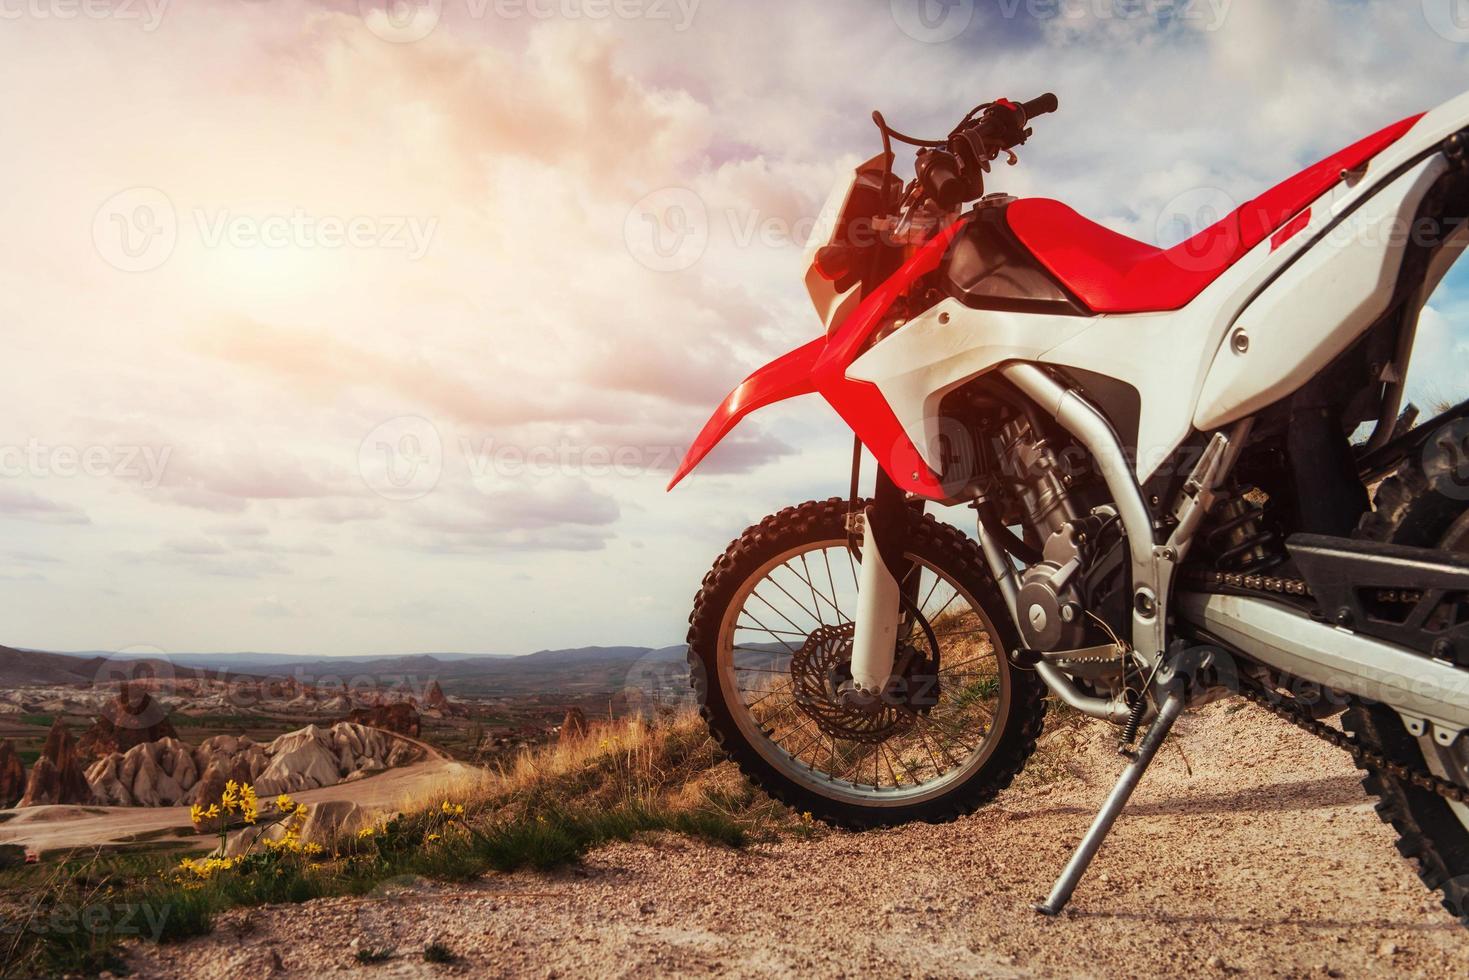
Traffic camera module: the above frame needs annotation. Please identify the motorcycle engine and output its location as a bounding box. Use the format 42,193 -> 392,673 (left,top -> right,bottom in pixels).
1017,511 -> 1128,651
996,415 -> 1130,653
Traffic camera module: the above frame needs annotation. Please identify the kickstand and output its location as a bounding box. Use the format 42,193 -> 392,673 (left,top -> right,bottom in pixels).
1034,688 -> 1187,917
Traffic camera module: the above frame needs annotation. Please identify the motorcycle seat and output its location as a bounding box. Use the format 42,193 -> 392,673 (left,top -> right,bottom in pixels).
1005,114 -> 1424,314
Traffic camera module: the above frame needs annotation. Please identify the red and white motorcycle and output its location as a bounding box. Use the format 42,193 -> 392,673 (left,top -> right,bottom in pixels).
670,90 -> 1469,918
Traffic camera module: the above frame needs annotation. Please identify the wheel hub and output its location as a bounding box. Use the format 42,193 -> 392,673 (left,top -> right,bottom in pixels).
788,623 -> 940,744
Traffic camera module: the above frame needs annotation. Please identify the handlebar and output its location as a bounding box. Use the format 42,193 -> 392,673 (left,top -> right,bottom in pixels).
1020,93 -> 1059,122
880,93 -> 1061,212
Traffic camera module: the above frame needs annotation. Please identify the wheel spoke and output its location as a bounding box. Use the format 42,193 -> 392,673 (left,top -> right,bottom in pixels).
736,608 -> 801,657
716,530 -> 1014,805
821,548 -> 848,623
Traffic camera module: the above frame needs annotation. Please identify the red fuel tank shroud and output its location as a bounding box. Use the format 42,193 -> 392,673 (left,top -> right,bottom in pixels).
668,222 -> 967,499
1005,113 -> 1425,313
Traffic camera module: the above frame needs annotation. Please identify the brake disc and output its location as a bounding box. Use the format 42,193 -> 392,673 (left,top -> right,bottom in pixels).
789,623 -> 921,744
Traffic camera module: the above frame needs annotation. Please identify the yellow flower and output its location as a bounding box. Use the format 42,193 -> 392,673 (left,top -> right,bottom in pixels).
426,833 -> 442,843
240,784 -> 260,825
175,855 -> 238,879
275,794 -> 296,812
189,804 -> 205,824
357,827 -> 375,840
294,803 -> 310,817
800,811 -> 814,825
205,804 -> 221,819
439,801 -> 465,818
304,842 -> 324,856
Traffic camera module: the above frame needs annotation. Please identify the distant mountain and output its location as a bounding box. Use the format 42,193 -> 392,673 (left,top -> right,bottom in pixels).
0,645 -> 237,687
518,645 -> 687,667
72,651 -> 516,671
0,644 -> 690,694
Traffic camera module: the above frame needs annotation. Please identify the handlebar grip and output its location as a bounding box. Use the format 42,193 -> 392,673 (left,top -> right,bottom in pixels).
1020,93 -> 1059,121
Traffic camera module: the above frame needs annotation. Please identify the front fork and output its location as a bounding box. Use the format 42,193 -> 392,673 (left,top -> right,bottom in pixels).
848,465 -> 917,696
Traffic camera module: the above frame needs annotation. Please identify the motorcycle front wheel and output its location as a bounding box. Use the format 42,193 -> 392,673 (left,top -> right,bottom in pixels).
686,498 -> 1046,829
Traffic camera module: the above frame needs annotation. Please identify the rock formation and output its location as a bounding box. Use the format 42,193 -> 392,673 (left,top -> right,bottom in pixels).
342,702 -> 421,738
0,739 -> 26,808
86,738 -> 199,807
77,683 -> 179,761
80,723 -> 420,808
251,723 -> 421,796
19,719 -> 93,806
188,734 -> 271,807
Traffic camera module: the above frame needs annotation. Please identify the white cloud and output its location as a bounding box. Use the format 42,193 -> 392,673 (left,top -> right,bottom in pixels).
2,0 -> 1467,653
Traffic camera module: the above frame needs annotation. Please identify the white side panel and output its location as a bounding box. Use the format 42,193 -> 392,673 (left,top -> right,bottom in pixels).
1194,156 -> 1451,430
846,298 -> 1093,472
1036,226 -> 1310,480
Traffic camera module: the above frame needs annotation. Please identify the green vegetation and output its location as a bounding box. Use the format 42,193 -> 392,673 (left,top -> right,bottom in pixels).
0,710 -> 797,978
170,714 -> 274,729
422,941 -> 456,964
354,946 -> 396,964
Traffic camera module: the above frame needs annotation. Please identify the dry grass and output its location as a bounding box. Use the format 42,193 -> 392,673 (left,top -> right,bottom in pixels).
445,707 -> 796,839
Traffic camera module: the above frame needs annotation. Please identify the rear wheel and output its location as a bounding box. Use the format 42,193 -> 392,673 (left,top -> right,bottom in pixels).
1346,448 -> 1469,923
686,498 -> 1046,828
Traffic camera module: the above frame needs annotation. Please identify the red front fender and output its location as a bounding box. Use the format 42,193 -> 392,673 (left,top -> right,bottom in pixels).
669,220 -> 965,498
666,336 -> 826,491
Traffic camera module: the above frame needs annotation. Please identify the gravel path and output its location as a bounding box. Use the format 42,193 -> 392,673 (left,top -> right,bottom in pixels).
126,703 -> 1469,978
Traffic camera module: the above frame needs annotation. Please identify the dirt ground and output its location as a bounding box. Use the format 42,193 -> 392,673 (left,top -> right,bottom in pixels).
125,701 -> 1469,978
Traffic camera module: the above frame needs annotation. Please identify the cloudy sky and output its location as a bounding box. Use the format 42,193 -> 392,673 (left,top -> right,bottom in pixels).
1,0 -> 1467,656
